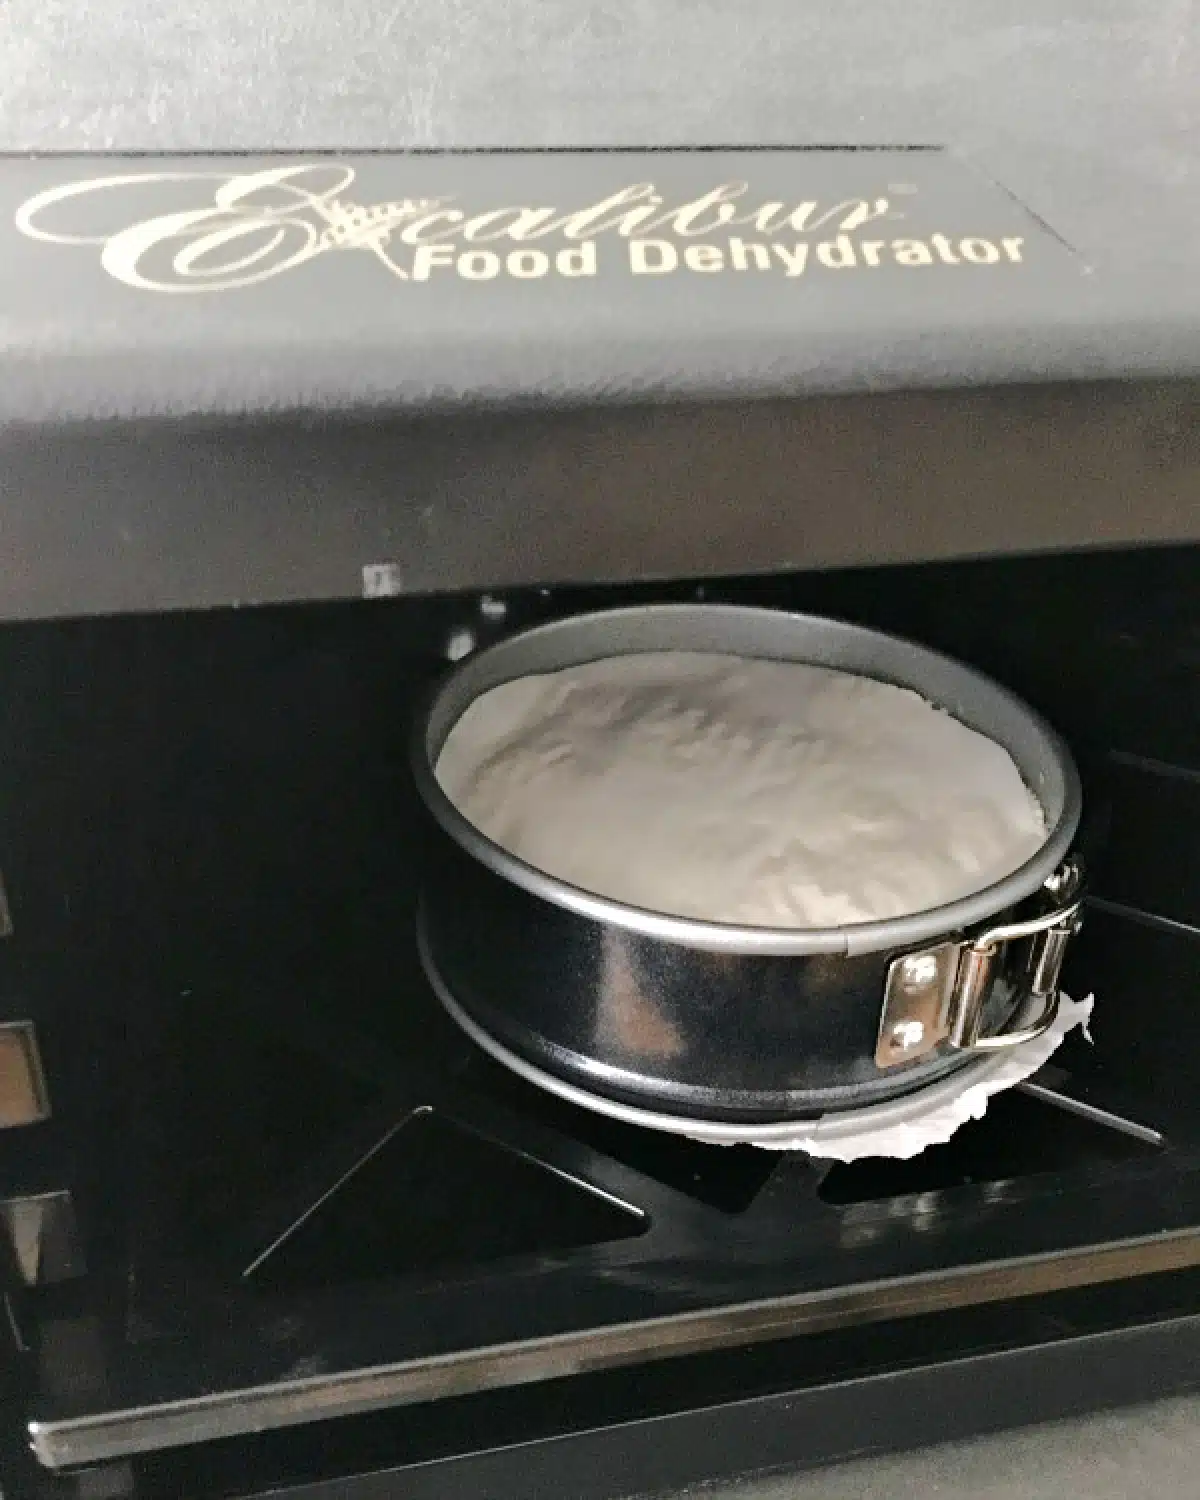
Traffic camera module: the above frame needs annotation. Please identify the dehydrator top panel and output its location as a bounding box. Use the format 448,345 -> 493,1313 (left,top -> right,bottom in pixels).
2,4 -> 1199,618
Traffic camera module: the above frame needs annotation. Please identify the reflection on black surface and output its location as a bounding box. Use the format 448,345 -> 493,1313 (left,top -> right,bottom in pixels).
460,1051 -> 779,1214
818,1086 -> 1162,1205
246,1111 -> 644,1292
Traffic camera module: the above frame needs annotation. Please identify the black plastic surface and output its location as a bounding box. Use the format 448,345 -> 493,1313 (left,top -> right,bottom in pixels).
5,3 -> 1200,295
3,383 -> 1200,622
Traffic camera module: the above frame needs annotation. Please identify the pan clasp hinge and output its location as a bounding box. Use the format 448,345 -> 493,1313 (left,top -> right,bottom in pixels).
875,858 -> 1085,1070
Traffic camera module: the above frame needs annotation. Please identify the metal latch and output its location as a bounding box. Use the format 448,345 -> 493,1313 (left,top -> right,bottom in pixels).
0,1021 -> 50,1126
0,1190 -> 83,1285
876,858 -> 1085,1069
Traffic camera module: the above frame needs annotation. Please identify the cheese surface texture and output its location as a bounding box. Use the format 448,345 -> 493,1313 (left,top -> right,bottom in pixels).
436,652 -> 1046,928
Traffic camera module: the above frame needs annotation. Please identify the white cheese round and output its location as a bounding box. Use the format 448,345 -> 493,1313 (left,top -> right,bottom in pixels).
435,651 -> 1047,928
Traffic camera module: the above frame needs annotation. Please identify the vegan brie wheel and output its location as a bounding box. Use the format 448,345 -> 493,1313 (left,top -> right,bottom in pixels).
435,651 -> 1047,929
